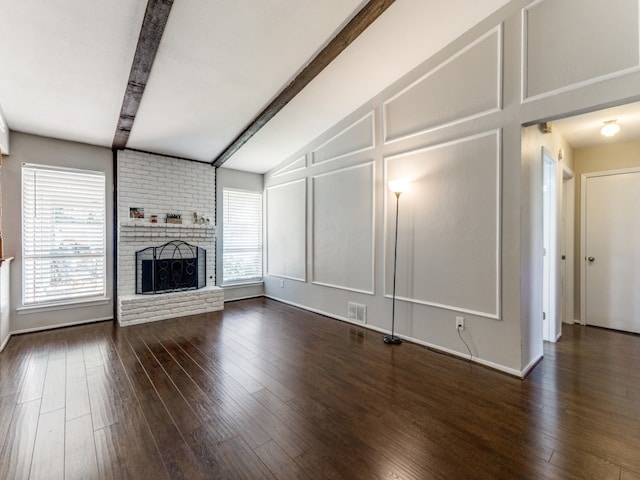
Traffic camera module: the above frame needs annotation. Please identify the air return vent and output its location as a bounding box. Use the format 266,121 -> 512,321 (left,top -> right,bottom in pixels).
347,302 -> 366,323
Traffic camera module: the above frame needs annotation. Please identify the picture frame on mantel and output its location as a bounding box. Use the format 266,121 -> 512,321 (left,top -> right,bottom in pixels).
129,207 -> 145,220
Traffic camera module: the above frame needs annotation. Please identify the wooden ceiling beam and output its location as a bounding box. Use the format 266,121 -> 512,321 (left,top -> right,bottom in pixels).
211,0 -> 396,168
112,0 -> 174,150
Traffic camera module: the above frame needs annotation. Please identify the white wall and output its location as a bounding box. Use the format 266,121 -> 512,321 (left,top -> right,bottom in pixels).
2,132 -> 114,333
117,150 -> 215,224
263,0 -> 640,376
216,167 -> 264,301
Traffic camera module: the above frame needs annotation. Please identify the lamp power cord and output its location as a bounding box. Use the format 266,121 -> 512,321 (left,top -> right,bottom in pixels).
457,325 -> 473,361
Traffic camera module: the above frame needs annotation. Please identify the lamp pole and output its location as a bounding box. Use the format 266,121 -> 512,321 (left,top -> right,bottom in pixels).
384,189 -> 402,345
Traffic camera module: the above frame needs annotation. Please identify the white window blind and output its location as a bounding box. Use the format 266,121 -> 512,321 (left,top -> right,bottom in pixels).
223,189 -> 262,284
22,164 -> 106,305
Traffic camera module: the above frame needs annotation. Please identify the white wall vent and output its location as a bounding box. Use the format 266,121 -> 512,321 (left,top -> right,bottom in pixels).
347,302 -> 366,323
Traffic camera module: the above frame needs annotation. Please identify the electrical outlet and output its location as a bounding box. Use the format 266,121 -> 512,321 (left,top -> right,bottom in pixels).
456,316 -> 465,330
280,279 -> 284,288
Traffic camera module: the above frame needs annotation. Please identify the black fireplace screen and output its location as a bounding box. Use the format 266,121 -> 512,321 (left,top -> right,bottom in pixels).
135,240 -> 206,294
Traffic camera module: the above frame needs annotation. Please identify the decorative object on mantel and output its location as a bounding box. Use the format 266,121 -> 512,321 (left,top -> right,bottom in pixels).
150,214 -> 158,224
130,207 -> 144,219
193,211 -> 210,225
166,213 -> 182,224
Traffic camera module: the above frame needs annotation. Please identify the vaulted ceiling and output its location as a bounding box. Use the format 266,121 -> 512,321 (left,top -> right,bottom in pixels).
0,0 -> 513,173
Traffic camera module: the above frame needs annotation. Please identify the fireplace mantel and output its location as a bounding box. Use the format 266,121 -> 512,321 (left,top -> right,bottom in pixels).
118,222 -> 215,239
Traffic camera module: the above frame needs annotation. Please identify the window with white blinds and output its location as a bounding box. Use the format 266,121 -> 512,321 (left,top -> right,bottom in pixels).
223,188 -> 263,284
22,164 -> 106,305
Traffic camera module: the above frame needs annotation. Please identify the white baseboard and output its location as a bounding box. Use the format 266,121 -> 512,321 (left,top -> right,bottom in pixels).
5,294 -> 538,379
265,295 -> 526,378
0,333 -> 11,352
224,294 -> 263,302
9,316 -> 114,337
521,353 -> 544,378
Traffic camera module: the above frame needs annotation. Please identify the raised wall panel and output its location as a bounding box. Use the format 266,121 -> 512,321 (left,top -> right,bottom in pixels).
312,162 -> 374,294
266,179 -> 306,281
523,0 -> 640,101
384,27 -> 502,144
312,112 -> 375,164
270,155 -> 306,178
385,131 -> 501,318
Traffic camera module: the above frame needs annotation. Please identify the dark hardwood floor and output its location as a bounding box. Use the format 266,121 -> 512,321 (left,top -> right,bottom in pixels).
1,297 -> 639,479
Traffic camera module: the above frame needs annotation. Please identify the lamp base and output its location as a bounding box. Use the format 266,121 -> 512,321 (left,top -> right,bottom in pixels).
383,335 -> 402,345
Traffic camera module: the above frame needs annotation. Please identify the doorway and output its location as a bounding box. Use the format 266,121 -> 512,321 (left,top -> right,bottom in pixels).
526,99 -> 640,359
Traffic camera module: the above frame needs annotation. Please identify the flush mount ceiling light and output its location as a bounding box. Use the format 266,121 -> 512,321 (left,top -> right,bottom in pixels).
600,119 -> 620,137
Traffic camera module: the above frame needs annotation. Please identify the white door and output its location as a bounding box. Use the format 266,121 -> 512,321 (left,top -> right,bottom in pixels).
583,169 -> 640,333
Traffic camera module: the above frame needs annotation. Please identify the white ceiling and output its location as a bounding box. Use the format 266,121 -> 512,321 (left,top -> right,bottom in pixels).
0,0 -> 146,146
552,100 -> 640,150
127,0 -> 368,162
0,0 -> 512,173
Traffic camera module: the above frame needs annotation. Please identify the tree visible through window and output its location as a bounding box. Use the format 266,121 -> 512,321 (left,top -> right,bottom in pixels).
22,164 -> 106,305
223,189 -> 262,284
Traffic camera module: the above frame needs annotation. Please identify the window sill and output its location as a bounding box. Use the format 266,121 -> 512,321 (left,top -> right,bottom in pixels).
17,297 -> 111,314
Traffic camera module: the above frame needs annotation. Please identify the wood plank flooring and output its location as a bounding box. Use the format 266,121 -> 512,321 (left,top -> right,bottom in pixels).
0,297 -> 639,479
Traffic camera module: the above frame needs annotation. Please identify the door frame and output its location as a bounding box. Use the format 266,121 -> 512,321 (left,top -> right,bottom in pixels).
542,147 -> 559,342
562,165 -> 575,327
580,166 -> 640,326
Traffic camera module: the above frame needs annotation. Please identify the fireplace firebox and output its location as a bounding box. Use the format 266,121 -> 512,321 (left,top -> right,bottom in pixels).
135,240 -> 206,294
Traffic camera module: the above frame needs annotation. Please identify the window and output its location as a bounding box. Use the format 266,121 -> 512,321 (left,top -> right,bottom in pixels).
22,164 -> 106,305
223,188 -> 262,284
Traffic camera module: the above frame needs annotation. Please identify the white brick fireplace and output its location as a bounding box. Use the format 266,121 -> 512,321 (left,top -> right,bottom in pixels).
116,150 -> 223,325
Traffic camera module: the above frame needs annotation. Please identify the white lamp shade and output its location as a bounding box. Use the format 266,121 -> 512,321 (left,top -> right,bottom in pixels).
388,179 -> 409,194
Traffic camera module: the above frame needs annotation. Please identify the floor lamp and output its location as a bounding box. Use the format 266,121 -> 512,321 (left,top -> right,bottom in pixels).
384,180 -> 407,345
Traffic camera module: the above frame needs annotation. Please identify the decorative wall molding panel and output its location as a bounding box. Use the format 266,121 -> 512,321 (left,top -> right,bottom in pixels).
270,155 -> 307,178
383,26 -> 502,144
522,0 -> 640,102
312,162 -> 375,294
384,130 -> 501,318
266,179 -> 307,281
311,112 -> 375,165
